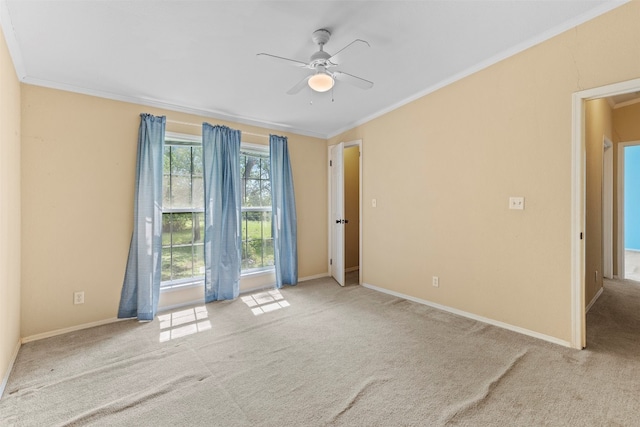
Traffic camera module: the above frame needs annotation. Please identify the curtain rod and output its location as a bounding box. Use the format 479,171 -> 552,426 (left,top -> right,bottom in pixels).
166,119 -> 269,138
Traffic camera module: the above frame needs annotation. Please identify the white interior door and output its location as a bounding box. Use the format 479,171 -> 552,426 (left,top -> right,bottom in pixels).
331,142 -> 345,286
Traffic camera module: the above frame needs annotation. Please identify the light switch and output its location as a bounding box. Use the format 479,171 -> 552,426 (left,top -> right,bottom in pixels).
372,198 -> 377,208
509,197 -> 525,210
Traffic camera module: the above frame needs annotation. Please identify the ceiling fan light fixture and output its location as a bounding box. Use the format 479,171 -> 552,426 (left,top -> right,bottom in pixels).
308,71 -> 334,92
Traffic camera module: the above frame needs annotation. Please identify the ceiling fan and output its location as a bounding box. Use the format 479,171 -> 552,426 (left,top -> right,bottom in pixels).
257,29 -> 374,95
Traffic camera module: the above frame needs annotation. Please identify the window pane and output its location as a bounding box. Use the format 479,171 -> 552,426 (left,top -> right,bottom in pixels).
262,211 -> 272,239
241,241 -> 250,270
164,148 -> 171,174
171,146 -> 192,175
171,213 -> 193,245
192,147 -> 203,174
172,245 -> 194,280
242,212 -> 248,241
193,212 -> 204,244
194,243 -> 205,277
192,176 -> 203,209
246,156 -> 260,179
170,146 -> 192,208
261,180 -> 271,206
263,238 -> 274,267
245,179 -> 261,206
162,213 -> 172,246
241,209 -> 274,270
163,174 -> 171,208
163,148 -> 172,208
260,158 -> 270,179
161,249 -> 172,282
171,175 -> 191,208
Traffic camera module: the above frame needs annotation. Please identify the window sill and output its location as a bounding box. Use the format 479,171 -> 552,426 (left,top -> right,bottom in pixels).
160,269 -> 274,293
161,280 -> 204,293
242,267 -> 275,278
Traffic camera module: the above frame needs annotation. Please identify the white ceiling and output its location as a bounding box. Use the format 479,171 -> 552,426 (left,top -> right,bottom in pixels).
0,0 -> 627,138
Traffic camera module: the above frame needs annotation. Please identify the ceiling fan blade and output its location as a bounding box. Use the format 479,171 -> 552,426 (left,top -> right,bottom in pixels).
333,71 -> 373,90
257,53 -> 309,68
328,39 -> 370,66
286,75 -> 311,95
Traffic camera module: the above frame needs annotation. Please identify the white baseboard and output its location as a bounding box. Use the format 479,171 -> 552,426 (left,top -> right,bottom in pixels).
362,282 -> 571,348
299,272 -> 329,282
1,339 -> 22,399
21,317 -> 129,344
586,287 -> 604,313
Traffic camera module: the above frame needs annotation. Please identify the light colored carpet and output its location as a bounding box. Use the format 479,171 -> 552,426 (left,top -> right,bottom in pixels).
1,277 -> 640,426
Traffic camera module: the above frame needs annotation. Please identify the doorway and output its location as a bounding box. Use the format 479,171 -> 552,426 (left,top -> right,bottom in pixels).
619,142 -> 640,281
572,77 -> 640,349
328,140 -> 362,286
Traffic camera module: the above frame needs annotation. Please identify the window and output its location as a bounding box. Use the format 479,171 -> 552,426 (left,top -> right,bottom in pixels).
161,135 -> 273,289
240,147 -> 274,272
162,134 -> 204,287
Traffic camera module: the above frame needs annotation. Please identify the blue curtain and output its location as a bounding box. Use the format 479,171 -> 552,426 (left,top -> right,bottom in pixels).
202,123 -> 242,302
270,135 -> 298,288
118,114 -> 165,320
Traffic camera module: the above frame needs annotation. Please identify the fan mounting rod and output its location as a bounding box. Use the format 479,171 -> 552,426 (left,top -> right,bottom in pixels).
312,29 -> 331,48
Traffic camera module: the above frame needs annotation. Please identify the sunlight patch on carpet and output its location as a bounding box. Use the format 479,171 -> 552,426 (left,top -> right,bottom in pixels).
158,306 -> 211,342
241,289 -> 290,315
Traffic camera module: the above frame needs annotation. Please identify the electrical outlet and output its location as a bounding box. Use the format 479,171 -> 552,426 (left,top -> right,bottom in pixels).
509,197 -> 525,210
74,291 -> 85,305
432,276 -> 439,288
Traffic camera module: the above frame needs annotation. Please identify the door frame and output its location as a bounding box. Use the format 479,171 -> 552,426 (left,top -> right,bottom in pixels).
603,136 -> 613,279
328,139 -> 363,284
571,77 -> 640,349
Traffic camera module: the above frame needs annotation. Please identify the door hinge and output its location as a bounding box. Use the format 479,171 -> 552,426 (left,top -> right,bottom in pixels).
580,232 -> 584,240
330,160 -> 332,166
330,259 -> 332,265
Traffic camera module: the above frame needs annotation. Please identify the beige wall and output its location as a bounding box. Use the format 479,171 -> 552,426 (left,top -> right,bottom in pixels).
20,85 -> 327,337
344,145 -> 359,270
613,102 -> 640,141
329,2 -> 640,343
0,27 -> 21,389
584,98 -> 611,306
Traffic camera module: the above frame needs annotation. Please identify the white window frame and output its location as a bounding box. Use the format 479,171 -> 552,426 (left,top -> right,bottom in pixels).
161,132 -> 205,290
240,142 -> 275,274
160,134 -> 274,292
